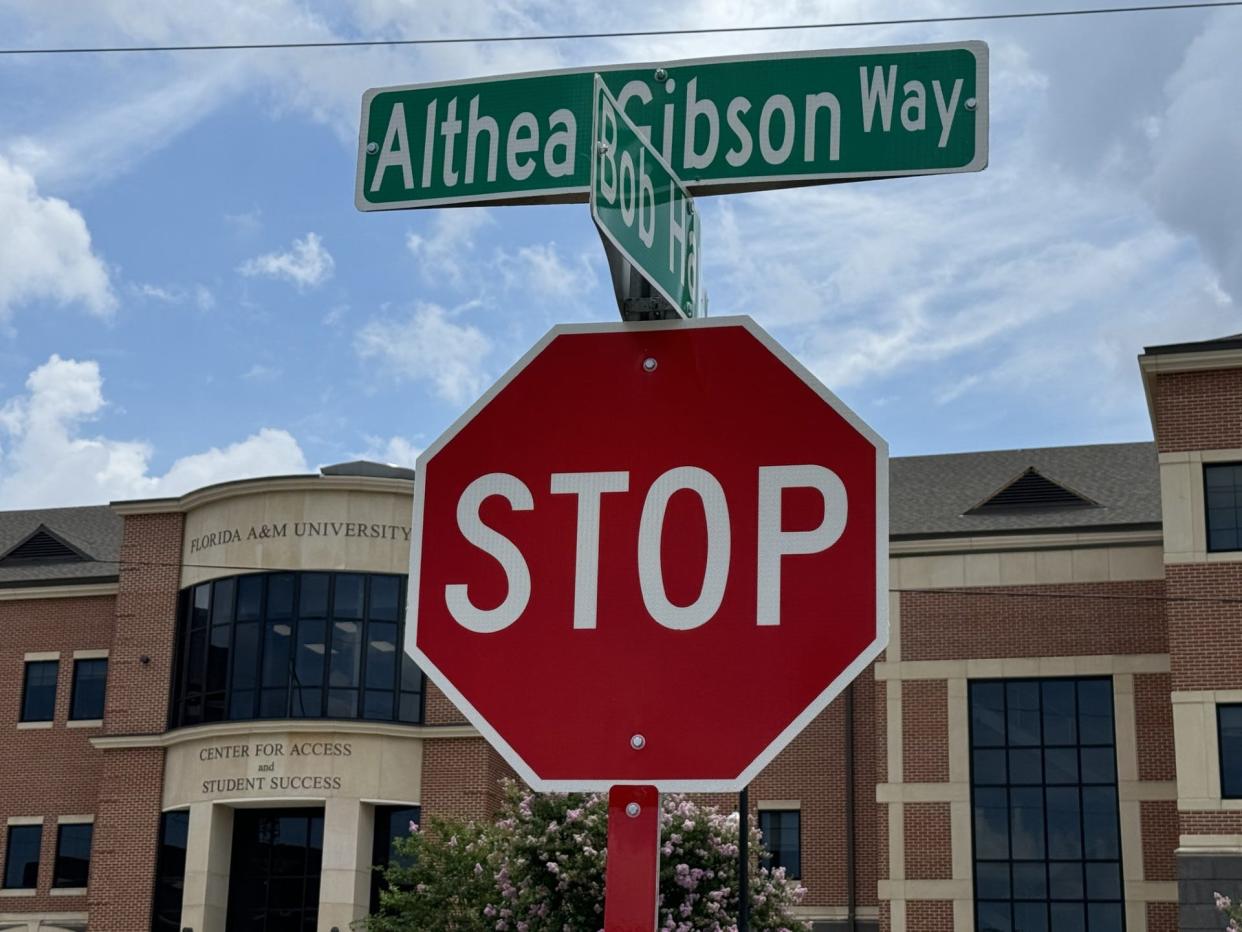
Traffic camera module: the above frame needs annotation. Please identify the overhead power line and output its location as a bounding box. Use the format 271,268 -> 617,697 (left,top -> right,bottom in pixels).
0,1 -> 1238,56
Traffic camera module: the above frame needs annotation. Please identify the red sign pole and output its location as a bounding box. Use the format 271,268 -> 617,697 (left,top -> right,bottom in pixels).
603,785 -> 660,932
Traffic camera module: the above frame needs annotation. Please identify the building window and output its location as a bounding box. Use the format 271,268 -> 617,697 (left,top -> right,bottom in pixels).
20,660 -> 58,722
1218,705 -> 1242,798
371,805 -> 420,913
758,810 -> 801,880
970,677 -> 1124,932
69,658 -> 107,721
169,572 -> 423,729
3,823 -> 42,890
1206,463 -> 1242,552
52,823 -> 92,888
151,811 -> 189,931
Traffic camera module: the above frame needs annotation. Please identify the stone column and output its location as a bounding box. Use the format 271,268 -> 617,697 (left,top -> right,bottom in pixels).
320,798 -> 374,930
179,802 -> 233,932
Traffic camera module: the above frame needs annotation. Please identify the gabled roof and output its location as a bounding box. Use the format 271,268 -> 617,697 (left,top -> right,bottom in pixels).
890,441 -> 1159,538
0,506 -> 121,587
1144,332 -> 1242,355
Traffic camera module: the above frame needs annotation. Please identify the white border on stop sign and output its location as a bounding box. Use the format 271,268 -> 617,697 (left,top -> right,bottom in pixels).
406,314 -> 889,793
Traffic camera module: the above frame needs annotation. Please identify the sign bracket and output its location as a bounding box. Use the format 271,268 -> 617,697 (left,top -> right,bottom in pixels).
601,239 -> 680,321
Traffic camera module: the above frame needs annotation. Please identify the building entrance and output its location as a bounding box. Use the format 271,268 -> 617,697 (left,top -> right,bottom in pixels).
226,808 -> 324,931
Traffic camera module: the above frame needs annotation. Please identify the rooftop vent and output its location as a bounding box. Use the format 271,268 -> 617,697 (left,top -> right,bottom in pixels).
966,468 -> 1098,515
0,526 -> 87,565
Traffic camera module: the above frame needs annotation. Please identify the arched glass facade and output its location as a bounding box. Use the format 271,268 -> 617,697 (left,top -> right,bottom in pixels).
170,572 -> 423,728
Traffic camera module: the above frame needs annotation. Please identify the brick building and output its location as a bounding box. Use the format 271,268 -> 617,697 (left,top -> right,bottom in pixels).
0,332 -> 1239,931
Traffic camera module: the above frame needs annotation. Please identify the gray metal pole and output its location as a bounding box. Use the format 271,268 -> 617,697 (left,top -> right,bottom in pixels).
739,785 -> 750,932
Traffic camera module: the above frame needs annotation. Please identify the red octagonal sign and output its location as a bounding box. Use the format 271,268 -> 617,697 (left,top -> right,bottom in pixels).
408,316 -> 888,791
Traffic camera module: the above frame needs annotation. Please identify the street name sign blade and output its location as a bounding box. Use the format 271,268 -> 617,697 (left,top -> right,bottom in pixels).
591,76 -> 700,319
357,41 -> 988,210
407,316 -> 889,792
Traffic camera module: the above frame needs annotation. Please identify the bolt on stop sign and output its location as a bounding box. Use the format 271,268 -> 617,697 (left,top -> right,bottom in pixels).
408,316 -> 887,791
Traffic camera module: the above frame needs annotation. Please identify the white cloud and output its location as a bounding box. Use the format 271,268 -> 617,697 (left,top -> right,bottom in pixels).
0,354 -> 307,508
242,363 -> 281,382
355,303 -> 491,405
0,155 -> 114,319
132,281 -> 215,310
240,232 -> 335,288
497,242 -> 598,298
354,435 -> 423,468
406,211 -> 494,285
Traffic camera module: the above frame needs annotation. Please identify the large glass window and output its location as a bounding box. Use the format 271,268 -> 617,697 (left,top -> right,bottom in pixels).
227,808 -> 323,932
370,805 -> 420,913
69,658 -> 107,721
3,823 -> 42,889
970,678 -> 1124,932
758,810 -> 801,880
170,572 -> 422,728
151,811 -> 189,931
1206,463 -> 1242,552
1218,705 -> 1242,798
52,822 -> 92,888
20,660 -> 58,722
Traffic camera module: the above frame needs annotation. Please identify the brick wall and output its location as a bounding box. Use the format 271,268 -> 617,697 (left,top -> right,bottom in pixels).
0,592 -> 114,916
904,804 -> 951,880
89,511 -> 183,932
1135,672 -> 1176,781
906,899 -> 954,931
1141,800 -> 1179,881
900,580 -> 1167,662
1147,900 -> 1179,932
424,680 -> 468,726
902,680 -> 948,783
1152,368 -> 1242,454
421,737 -> 515,822
1167,563 -> 1242,691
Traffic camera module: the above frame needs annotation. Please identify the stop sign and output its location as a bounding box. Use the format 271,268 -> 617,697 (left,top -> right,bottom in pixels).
408,316 -> 887,791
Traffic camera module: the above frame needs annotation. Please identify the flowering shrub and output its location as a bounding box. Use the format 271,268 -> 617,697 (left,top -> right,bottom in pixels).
1215,891 -> 1241,931
360,782 -> 809,932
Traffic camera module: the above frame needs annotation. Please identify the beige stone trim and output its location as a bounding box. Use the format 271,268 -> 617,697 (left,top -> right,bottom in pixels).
0,582 -> 117,601
48,888 -> 87,897
1126,900 -> 1148,932
877,783 -> 970,804
954,898 -> 975,932
1175,689 -> 1242,703
0,889 -> 37,897
71,649 -> 107,660
887,590 -> 901,662
66,720 -> 102,730
886,681 -> 903,784
16,721 -> 53,730
756,799 -> 799,810
948,678 -> 969,784
1179,835 -> 1242,851
1140,346 -> 1242,376
5,816 -> 42,826
1172,690 -> 1230,810
890,528 -> 1162,557
790,905 -> 879,920
890,899 -> 907,932
878,879 -> 972,899
112,474 -> 412,515
23,651 -> 59,662
1162,448 -> 1242,563
91,720 -> 479,750
875,654 -> 1170,681
55,815 -> 93,825
891,542 -> 1162,590
1119,781 -> 1178,801
1126,880 -> 1179,902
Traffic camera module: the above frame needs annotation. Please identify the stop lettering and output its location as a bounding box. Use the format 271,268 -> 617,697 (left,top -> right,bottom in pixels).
408,316 -> 887,791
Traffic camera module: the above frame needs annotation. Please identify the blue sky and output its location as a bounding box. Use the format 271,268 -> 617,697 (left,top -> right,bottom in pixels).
0,1 -> 1237,508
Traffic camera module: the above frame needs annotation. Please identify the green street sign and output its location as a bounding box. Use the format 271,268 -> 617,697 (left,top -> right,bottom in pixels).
356,41 -> 988,211
591,76 -> 699,319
